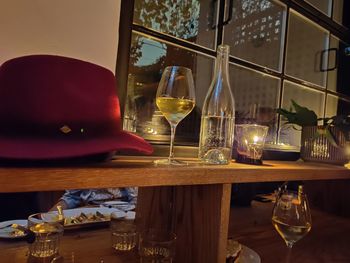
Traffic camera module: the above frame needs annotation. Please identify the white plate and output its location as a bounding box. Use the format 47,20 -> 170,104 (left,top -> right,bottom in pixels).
100,201 -> 135,211
0,219 -> 27,239
62,207 -> 125,228
237,245 -> 261,263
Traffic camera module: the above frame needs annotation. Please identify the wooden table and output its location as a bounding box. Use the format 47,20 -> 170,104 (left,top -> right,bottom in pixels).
0,157 -> 350,263
0,226 -> 138,263
1,202 -> 349,263
229,201 -> 350,262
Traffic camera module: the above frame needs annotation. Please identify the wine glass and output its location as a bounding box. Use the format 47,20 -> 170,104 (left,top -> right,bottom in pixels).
272,185 -> 312,262
154,66 -> 195,165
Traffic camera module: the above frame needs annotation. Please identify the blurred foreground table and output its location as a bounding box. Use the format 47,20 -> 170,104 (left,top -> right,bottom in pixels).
1,201 -> 349,263
0,157 -> 350,263
0,226 -> 138,263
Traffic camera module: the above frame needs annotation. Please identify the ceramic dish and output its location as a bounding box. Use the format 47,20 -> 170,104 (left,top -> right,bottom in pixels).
62,207 -> 124,229
100,200 -> 135,211
0,219 -> 27,239
237,245 -> 261,263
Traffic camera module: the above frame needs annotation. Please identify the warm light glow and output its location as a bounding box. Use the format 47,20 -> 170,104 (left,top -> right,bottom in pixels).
253,135 -> 259,144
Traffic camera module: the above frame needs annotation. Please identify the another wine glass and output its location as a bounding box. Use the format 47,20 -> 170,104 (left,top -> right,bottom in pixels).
272,186 -> 312,262
154,66 -> 195,165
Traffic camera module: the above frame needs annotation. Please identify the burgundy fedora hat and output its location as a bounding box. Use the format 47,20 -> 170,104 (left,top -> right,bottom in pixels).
0,54 -> 153,160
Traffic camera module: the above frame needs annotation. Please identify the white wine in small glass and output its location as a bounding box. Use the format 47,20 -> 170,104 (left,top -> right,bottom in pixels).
272,186 -> 312,262
154,66 -> 195,165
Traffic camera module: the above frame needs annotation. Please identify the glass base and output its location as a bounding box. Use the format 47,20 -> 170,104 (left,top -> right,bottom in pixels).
154,158 -> 188,166
236,154 -> 263,165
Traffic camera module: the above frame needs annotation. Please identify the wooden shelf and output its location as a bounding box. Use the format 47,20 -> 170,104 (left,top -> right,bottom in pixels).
2,156 -> 350,263
1,156 -> 350,193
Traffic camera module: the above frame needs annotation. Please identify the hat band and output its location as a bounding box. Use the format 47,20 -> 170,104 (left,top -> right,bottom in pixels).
0,122 -> 120,138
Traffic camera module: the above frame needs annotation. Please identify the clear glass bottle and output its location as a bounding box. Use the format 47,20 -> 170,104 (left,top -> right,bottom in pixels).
198,45 -> 235,164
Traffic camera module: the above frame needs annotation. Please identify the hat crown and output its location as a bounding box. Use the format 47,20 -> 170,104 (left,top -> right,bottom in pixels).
0,55 -> 121,134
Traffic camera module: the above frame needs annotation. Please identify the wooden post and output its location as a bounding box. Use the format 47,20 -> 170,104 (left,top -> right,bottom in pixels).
137,184 -> 231,263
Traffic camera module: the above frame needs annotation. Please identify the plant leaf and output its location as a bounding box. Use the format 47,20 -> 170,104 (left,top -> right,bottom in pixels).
277,100 -> 318,127
290,100 -> 318,126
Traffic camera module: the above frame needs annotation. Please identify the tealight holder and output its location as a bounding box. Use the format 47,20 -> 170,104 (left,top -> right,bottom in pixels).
235,124 -> 269,165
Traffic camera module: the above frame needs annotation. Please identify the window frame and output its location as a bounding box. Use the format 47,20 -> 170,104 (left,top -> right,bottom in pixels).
116,0 -> 350,145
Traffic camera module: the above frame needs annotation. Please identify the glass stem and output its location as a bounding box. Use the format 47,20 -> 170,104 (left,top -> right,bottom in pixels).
169,124 -> 177,161
285,243 -> 293,263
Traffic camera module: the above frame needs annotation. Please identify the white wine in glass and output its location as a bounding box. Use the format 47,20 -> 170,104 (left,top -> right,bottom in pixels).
272,186 -> 312,262
156,97 -> 195,126
154,66 -> 195,165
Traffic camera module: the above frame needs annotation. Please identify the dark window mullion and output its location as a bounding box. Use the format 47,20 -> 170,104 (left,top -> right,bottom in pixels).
323,31 -> 332,119
276,5 -> 290,144
216,0 -> 226,46
327,90 -> 350,102
116,0 -> 135,116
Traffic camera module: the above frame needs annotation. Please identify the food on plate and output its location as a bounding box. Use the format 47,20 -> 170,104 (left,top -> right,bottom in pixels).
0,225 -> 26,238
64,211 -> 111,226
9,228 -> 26,237
226,239 -> 242,263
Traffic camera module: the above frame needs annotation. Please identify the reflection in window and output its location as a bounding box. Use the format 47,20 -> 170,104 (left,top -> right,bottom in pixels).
333,0 -> 344,25
280,81 -> 325,147
225,0 -> 286,71
230,64 -> 280,143
305,0 -> 332,16
327,36 -> 350,96
286,10 -> 329,88
134,0 -> 199,39
326,95 -> 350,117
124,33 -> 213,143
133,0 -> 216,49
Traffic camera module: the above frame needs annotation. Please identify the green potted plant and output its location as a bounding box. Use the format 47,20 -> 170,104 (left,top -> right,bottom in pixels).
277,100 -> 350,165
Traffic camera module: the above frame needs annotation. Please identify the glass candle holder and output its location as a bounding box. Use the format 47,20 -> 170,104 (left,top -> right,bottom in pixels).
235,124 -> 269,165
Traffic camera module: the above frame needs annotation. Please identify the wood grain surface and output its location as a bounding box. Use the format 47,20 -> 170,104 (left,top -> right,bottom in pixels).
136,184 -> 231,263
0,157 -> 350,193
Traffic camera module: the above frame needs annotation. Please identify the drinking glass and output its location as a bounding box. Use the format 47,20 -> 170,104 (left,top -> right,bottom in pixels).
139,229 -> 176,263
272,186 -> 312,262
154,66 -> 196,165
110,211 -> 138,252
27,212 -> 64,261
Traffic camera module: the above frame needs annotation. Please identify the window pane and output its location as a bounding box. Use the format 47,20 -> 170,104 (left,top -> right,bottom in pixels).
223,0 -> 286,71
332,0 -> 350,28
124,33 -> 214,143
279,81 -> 325,147
230,64 -> 280,143
333,0 -> 344,25
327,35 -> 350,96
305,0 -> 332,16
326,94 -> 350,117
285,10 -> 329,88
133,0 -> 217,50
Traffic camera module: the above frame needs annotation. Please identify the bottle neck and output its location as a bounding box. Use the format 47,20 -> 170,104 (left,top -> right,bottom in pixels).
214,48 -> 229,80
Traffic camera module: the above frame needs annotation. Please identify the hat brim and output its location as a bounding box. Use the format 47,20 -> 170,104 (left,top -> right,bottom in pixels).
0,131 -> 153,160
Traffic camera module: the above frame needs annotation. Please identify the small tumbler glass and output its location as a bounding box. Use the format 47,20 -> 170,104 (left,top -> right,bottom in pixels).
27,212 -> 64,261
110,211 -> 138,252
139,229 -> 176,263
235,124 -> 269,165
